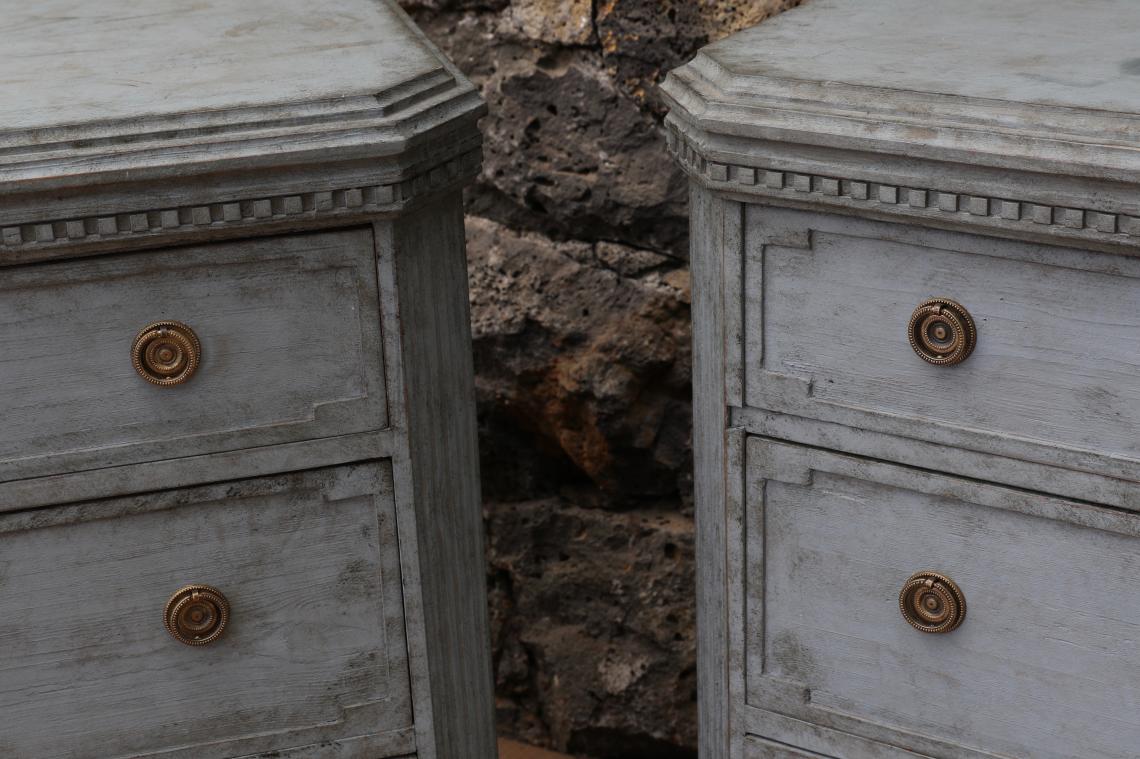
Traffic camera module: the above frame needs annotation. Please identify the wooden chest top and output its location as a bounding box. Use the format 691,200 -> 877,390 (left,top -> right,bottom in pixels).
703,0 -> 1140,115
662,0 -> 1140,188
0,0 -> 483,195
0,0 -> 442,132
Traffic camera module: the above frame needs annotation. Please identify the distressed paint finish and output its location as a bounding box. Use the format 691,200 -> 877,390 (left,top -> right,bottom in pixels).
0,465 -> 415,759
743,207 -> 1140,490
663,1 -> 1140,198
0,0 -> 444,132
690,185 -> 739,759
0,0 -> 484,194
0,229 -> 388,483
0,1 -> 495,757
386,193 -> 498,758
665,2 -> 1140,757
745,439 -> 1140,759
742,712 -> 935,759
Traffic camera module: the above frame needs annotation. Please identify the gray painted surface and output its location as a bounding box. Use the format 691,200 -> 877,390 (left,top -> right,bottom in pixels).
703,0 -> 1140,114
0,465 -> 415,759
744,207 -> 1140,488
743,713 -> 935,759
0,1 -> 484,197
0,1 -> 495,757
0,0 -> 442,132
746,439 -> 1140,759
690,185 -> 737,759
0,229 -> 388,483
668,2 -> 1140,757
385,194 -> 498,758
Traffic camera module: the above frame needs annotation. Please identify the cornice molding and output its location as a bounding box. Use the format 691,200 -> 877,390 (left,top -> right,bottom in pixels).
0,0 -> 487,192
662,49 -> 1140,186
0,147 -> 481,256
666,122 -> 1140,249
0,86 -> 486,194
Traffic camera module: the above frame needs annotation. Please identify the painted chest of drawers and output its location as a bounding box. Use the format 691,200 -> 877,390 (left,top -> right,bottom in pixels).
663,2 -> 1140,758
0,2 -> 495,757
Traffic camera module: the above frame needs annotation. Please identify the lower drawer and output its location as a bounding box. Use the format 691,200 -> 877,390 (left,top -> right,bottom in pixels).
742,438 -> 1140,759
0,463 -> 415,758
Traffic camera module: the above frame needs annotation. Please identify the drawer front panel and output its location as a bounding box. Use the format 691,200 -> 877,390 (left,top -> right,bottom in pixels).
0,463 -> 413,758
742,438 -> 1140,759
743,207 -> 1140,483
0,228 -> 387,482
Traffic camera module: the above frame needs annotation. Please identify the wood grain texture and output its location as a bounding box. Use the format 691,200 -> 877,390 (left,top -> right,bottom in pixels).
744,438 -> 1140,759
0,2 -> 492,756
0,463 -> 414,759
384,193 -> 497,759
0,228 -> 388,483
0,0 -> 443,132
742,708 -> 936,759
743,206 -> 1140,487
669,6 -> 1140,757
731,408 -> 1140,512
0,0 -> 483,184
744,735 -> 835,759
0,0 -> 485,238
725,427 -> 749,759
691,185 -> 741,759
661,1 -> 1140,193
704,0 -> 1140,115
666,124 -> 1140,258
0,149 -> 475,262
0,429 -> 395,514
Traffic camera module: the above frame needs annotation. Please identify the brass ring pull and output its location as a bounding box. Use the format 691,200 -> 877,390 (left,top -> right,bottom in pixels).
899,571 -> 966,634
132,320 -> 201,386
908,298 -> 976,366
164,584 -> 230,646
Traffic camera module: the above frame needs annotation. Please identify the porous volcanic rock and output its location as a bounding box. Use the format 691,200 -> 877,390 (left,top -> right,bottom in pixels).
467,216 -> 691,501
487,498 -> 697,757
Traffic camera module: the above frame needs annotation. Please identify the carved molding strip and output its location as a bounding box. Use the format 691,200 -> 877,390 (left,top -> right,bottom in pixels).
0,148 -> 481,252
666,126 -> 1140,242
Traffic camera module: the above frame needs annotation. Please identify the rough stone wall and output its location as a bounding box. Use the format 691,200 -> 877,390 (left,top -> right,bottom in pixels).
397,2 -> 802,756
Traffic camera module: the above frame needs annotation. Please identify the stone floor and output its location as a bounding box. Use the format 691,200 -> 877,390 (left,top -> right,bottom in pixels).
498,738 -> 572,759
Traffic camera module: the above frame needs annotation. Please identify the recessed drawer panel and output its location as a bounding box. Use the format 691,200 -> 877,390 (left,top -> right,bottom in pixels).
0,463 -> 414,759
743,207 -> 1140,484
0,228 -> 387,482
743,437 -> 1140,759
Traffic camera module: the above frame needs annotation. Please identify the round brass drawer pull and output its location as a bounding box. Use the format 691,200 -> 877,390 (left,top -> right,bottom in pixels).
132,320 -> 201,386
164,584 -> 230,646
907,298 -> 976,366
899,571 -> 966,634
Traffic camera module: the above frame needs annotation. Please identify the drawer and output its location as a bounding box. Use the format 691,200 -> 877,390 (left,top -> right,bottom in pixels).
742,437 -> 1140,759
0,228 -> 388,482
742,207 -> 1140,484
0,463 -> 414,758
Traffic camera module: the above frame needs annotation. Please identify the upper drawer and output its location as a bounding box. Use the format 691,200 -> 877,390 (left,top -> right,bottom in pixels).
742,437 -> 1140,759
742,207 -> 1140,485
0,462 -> 414,758
0,228 -> 388,482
